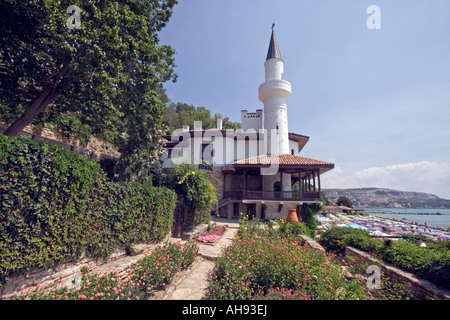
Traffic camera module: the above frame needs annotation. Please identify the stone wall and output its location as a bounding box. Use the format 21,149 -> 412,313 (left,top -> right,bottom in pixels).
209,167 -> 225,201
345,246 -> 450,300
0,121 -> 120,161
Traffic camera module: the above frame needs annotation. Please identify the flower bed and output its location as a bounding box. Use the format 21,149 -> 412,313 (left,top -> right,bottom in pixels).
206,230 -> 367,300
17,241 -> 199,300
196,224 -> 228,244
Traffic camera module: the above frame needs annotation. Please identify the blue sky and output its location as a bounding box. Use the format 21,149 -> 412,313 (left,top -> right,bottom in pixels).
159,0 -> 450,199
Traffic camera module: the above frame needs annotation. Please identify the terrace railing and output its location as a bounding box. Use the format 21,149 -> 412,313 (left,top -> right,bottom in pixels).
224,190 -> 321,201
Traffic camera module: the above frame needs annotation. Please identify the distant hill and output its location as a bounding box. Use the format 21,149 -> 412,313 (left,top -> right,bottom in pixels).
322,187 -> 450,209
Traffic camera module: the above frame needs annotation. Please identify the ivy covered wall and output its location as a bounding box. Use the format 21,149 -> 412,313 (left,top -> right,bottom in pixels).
0,134 -> 176,287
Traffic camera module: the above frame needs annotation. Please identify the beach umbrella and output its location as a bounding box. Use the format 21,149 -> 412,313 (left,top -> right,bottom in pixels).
346,223 -> 368,230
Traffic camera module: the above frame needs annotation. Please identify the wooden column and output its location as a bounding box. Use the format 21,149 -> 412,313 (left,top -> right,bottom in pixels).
312,171 -> 316,192
317,169 -> 321,194
243,170 -> 247,198
308,173 -> 311,192
223,173 -> 227,199
280,170 -> 284,199
300,171 -> 304,196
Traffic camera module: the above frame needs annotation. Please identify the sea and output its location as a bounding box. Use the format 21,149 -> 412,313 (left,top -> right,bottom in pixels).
360,208 -> 450,229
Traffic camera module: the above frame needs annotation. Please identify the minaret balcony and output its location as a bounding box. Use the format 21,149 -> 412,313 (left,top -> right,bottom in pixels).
258,80 -> 292,102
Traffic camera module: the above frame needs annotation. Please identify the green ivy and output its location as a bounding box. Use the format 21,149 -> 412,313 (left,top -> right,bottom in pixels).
0,133 -> 176,288
169,164 -> 217,231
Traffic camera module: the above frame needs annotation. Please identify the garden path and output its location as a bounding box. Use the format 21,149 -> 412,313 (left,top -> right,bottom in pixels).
150,218 -> 240,300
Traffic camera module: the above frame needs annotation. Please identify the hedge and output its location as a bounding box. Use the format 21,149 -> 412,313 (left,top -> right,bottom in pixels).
0,133 -> 176,287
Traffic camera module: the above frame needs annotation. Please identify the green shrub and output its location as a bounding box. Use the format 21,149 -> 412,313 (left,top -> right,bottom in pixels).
318,226 -> 384,256
169,164 -> 217,230
300,203 -> 321,237
342,232 -> 384,256
277,220 -> 312,238
382,241 -> 450,289
319,227 -> 355,255
0,133 -> 176,287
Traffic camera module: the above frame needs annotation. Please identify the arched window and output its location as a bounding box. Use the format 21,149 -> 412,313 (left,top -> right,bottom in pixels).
273,181 -> 281,192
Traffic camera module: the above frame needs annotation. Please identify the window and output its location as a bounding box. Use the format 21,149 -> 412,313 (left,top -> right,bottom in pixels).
273,181 -> 281,192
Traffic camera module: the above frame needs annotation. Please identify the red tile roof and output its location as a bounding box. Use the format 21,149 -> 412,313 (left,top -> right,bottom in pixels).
233,154 -> 334,167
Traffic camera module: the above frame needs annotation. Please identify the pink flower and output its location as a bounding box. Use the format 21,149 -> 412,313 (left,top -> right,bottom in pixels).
78,295 -> 86,299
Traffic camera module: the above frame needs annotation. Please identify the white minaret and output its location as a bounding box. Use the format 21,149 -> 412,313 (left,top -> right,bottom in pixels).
259,25 -> 292,194
258,25 -> 292,156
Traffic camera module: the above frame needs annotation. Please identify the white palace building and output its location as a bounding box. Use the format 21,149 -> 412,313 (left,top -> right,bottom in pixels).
161,27 -> 334,220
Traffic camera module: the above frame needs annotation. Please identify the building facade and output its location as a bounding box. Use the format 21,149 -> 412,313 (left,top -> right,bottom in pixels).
161,28 -> 334,220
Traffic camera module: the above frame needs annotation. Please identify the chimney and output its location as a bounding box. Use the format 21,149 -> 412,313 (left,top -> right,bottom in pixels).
216,115 -> 223,130
182,124 -> 190,132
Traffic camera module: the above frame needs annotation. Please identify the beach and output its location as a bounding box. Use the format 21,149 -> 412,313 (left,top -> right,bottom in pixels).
318,210 -> 450,242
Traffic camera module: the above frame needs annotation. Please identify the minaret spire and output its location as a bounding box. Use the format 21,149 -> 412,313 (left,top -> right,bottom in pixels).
266,24 -> 282,61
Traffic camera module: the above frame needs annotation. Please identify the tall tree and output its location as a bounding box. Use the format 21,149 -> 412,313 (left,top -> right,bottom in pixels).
163,102 -> 241,133
0,0 -> 178,176
336,196 -> 353,208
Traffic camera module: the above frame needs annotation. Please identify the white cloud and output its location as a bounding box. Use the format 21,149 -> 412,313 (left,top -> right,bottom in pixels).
321,161 -> 450,199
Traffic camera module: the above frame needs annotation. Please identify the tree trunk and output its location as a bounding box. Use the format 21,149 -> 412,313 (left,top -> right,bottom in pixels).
3,59 -> 71,137
3,85 -> 55,137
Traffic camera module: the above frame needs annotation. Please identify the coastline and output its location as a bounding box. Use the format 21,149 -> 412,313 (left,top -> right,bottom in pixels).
364,211 -> 442,215
359,207 -> 450,230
